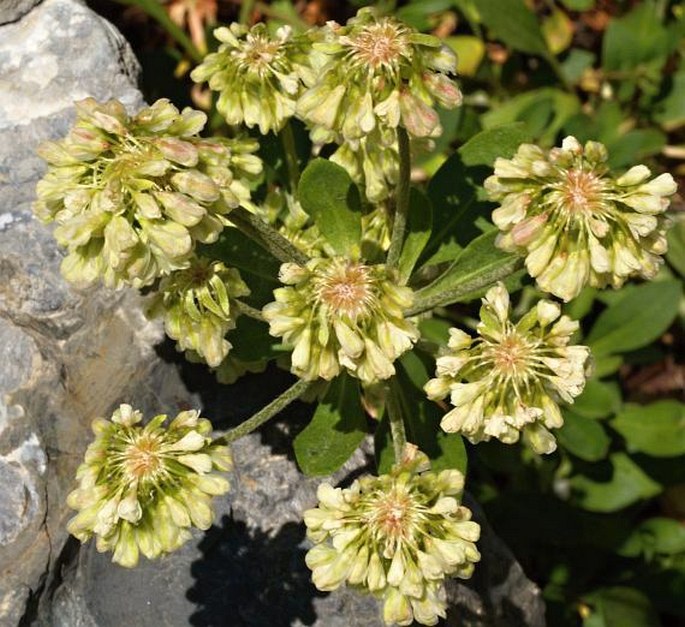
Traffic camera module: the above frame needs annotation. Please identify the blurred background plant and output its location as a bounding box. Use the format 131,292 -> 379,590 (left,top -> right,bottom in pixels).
84,0 -> 684,625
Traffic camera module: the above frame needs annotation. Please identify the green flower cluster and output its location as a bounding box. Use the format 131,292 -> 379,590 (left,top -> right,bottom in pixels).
486,136 -> 677,301
146,257 -> 249,367
298,8 -> 461,142
34,97 -> 262,289
191,23 -> 314,134
263,257 -> 419,383
67,404 -> 231,567
425,283 -> 591,454
304,457 -> 480,626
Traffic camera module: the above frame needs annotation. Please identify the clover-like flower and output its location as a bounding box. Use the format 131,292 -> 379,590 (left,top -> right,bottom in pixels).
297,8 -> 461,141
263,257 -> 419,383
146,257 -> 250,367
33,97 -> 262,289
66,404 -> 231,567
425,283 -> 591,454
304,456 -> 480,626
191,23 -> 313,134
485,136 -> 677,301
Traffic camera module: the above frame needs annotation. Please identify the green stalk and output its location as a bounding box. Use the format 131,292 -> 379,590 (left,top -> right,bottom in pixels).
230,206 -> 309,266
239,0 -> 256,25
279,122 -> 301,196
386,381 -> 407,463
219,378 -> 311,444
386,127 -> 411,271
234,300 -> 266,322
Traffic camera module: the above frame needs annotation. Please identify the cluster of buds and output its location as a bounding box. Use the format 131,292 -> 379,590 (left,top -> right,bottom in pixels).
425,283 -> 591,454
146,257 -> 250,367
191,23 -> 314,134
66,404 -> 231,567
298,8 -> 461,142
486,136 -> 677,301
192,8 -> 461,203
33,97 -> 261,289
304,453 -> 480,626
263,257 -> 419,383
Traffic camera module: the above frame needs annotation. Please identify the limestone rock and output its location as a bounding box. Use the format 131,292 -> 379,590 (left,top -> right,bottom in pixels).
0,1 -> 169,624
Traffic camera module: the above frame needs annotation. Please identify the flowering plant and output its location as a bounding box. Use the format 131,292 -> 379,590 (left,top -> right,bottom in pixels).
34,3 -> 683,624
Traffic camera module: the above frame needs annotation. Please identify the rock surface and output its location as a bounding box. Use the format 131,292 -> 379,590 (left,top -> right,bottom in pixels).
0,1 -> 546,625
0,0 -> 160,624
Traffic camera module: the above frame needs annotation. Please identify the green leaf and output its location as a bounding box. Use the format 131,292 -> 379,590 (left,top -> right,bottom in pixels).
582,587 -> 660,627
204,227 -> 280,307
619,517 -> 685,558
666,218 -> 685,277
607,128 -> 666,169
611,401 -> 685,458
229,316 -> 279,362
654,71 -> 685,131
421,124 -> 531,267
602,1 -> 670,73
570,452 -> 662,512
571,380 -> 622,419
560,0 -> 594,10
445,36 -> 485,77
398,188 -> 432,285
414,230 -> 523,310
542,7 -> 573,55
473,0 -> 548,56
298,158 -> 362,257
586,280 -> 682,357
482,88 -> 580,146
293,374 -> 367,476
458,123 -> 531,167
422,154 -> 489,266
557,410 -> 611,461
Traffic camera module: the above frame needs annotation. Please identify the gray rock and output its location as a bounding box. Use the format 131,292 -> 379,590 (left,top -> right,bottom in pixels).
0,0 -> 42,25
0,0 -> 174,624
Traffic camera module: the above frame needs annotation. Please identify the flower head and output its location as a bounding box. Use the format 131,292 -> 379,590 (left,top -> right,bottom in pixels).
304,456 -> 480,626
191,23 -> 313,134
425,283 -> 591,454
263,257 -> 419,383
34,97 -> 262,289
297,8 -> 461,141
66,404 -> 231,567
485,136 -> 677,301
146,257 -> 250,367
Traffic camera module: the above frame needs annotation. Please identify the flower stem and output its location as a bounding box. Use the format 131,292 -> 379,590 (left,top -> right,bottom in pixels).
386,127 -> 411,274
219,378 -> 311,444
234,300 -> 266,322
280,122 -> 300,196
386,382 -> 407,463
230,206 -> 309,266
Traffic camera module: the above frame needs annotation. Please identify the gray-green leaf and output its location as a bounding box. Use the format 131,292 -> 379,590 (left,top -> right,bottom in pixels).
586,280 -> 682,357
611,401 -> 685,458
298,158 -> 362,257
293,374 -> 367,476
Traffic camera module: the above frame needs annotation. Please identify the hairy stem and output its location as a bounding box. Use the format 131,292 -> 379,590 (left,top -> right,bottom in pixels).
386,127 -> 411,273
406,258 -> 524,317
386,383 -> 408,463
234,300 -> 266,322
219,378 -> 311,444
230,206 -> 309,266
280,122 -> 301,195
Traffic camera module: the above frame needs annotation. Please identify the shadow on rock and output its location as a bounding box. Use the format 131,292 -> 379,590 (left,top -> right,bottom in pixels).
187,516 -> 325,627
